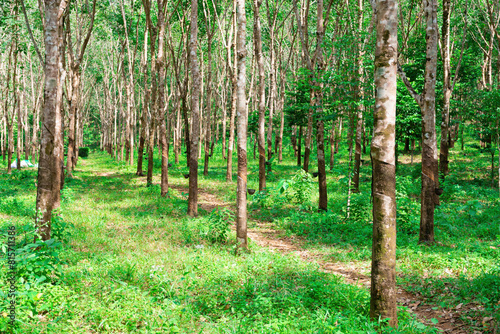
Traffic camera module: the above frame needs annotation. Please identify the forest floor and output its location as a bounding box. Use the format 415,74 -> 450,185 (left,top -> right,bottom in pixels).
169,183 -> 478,334
0,143 -> 499,333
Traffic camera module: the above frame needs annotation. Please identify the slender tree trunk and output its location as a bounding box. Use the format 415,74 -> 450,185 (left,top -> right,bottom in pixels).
16,87 -> 22,171
278,82 -> 285,163
188,0 -> 201,216
297,125 -> 302,166
267,35 -> 275,161
352,0 -> 365,193
7,120 -> 13,174
226,89 -> 236,181
235,0 -> 248,253
222,91 -> 227,160
203,25 -> 214,176
303,96 -> 313,172
227,3 -> 237,182
156,0 -> 169,197
439,0 -> 452,178
253,0 -> 266,191
291,125 -> 297,157
419,0 -> 439,244
315,0 -> 327,211
370,0 -> 398,325
66,67 -> 80,177
175,101 -> 181,164
335,119 -> 342,153
136,30 -> 149,176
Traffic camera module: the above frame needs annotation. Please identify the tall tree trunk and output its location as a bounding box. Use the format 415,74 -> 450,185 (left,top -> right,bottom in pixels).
291,125 -> 298,157
36,0 -> 67,241
226,90 -> 236,181
439,0 -> 452,178
419,0 -> 439,244
227,4 -> 237,182
222,89 -> 227,160
277,79 -> 285,163
315,0 -> 327,211
267,35 -> 275,161
66,67 -> 80,177
398,0 -> 439,244
188,0 -> 201,216
136,30 -> 149,176
16,86 -> 22,171
370,0 -> 398,325
352,0 -> 365,193
303,98 -> 313,172
297,125 -> 302,166
253,0 -> 266,191
156,0 -> 169,197
235,0 -> 248,253
203,18 -> 214,176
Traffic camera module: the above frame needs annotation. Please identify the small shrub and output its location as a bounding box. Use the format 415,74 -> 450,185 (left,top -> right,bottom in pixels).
278,169 -> 315,204
79,147 -> 90,158
206,208 -> 234,244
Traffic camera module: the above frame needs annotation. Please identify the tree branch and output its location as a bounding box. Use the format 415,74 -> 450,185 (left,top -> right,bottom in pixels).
20,0 -> 44,66
397,61 -> 422,106
79,0 -> 97,62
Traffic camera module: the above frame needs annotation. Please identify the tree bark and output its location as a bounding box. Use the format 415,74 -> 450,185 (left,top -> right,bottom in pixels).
315,0 -> 327,211
235,0 -> 248,253
352,0 -> 365,193
36,0 -> 68,241
156,0 -> 169,197
203,5 -> 215,176
439,0 -> 452,178
226,2 -> 237,182
137,29 -> 149,176
253,0 -> 266,191
419,0 -> 439,244
370,0 -> 398,325
188,0 -> 201,216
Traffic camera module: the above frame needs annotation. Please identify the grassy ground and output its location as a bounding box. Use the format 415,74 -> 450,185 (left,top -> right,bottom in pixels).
0,137 -> 498,333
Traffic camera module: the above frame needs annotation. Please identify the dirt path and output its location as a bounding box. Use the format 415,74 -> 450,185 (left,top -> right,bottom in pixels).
246,222 -> 469,334
146,180 -> 471,333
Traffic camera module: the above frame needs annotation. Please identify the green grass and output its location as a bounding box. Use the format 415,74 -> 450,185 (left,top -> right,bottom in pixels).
0,138 -> 498,333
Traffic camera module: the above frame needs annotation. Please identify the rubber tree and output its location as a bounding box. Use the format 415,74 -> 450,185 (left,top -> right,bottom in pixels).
370,0 -> 398,326
188,0 -> 201,216
36,0 -> 69,241
398,0 -> 440,244
235,0 -> 248,252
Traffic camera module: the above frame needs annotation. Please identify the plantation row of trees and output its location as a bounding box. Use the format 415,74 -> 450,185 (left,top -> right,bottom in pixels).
0,0 -> 499,327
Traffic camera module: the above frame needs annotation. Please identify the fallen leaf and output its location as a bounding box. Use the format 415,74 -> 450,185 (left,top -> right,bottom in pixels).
456,303 -> 463,309
410,302 -> 420,309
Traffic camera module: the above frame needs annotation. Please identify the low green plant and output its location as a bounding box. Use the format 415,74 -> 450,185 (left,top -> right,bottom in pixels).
205,208 -> 234,244
79,147 -> 90,158
278,169 -> 315,204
